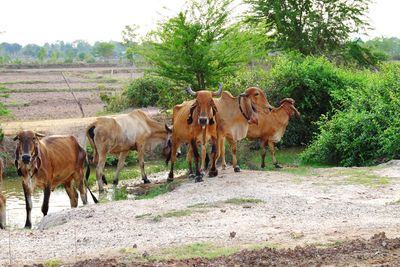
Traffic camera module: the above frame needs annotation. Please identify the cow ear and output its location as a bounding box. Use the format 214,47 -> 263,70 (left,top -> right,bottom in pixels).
211,100 -> 218,115
13,135 -> 19,141
34,143 -> 42,173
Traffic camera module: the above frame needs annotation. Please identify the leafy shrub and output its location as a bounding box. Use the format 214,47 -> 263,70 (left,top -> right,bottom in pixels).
302,63 -> 400,166
125,75 -> 185,109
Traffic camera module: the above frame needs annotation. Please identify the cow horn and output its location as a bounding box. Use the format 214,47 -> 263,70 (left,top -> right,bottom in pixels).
35,132 -> 46,138
212,83 -> 223,97
187,85 -> 197,97
165,124 -> 172,133
291,105 -> 301,118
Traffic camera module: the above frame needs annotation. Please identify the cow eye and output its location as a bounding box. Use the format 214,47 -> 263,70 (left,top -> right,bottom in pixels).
255,93 -> 259,96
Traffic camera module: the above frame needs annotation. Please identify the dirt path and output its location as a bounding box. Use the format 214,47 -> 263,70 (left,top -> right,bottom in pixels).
1,162 -> 400,266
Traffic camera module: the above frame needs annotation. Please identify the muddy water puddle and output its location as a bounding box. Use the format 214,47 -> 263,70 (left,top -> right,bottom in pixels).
2,177 -> 100,229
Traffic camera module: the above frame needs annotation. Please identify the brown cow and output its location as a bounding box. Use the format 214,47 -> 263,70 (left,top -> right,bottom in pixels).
247,98 -> 300,168
168,85 -> 222,182
215,87 -> 274,171
14,131 -> 95,228
87,110 -> 172,192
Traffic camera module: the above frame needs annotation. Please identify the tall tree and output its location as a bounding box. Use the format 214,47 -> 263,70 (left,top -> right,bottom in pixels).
245,0 -> 371,55
135,0 -> 266,89
92,42 -> 116,61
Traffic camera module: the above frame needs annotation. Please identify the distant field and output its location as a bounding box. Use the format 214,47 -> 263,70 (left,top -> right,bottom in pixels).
0,65 -> 143,121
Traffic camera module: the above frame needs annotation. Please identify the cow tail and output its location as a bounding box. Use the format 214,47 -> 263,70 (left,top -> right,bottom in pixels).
84,156 -> 98,204
85,125 -> 99,203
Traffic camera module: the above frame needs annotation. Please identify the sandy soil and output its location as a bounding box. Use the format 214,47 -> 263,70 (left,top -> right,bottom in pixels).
1,162 -> 400,266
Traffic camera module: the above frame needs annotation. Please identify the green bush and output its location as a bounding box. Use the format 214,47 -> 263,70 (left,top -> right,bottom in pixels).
125,75 -> 185,110
302,62 -> 400,166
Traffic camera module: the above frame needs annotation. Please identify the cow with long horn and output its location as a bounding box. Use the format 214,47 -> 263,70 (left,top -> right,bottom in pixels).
167,84 -> 222,182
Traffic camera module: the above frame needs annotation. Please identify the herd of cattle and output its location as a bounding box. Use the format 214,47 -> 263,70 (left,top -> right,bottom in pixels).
0,85 -> 300,229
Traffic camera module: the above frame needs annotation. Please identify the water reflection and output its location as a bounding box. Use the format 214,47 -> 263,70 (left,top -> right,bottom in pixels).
2,177 -> 97,229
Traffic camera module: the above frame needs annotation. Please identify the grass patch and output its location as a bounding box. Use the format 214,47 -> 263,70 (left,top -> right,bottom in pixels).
111,187 -> 128,201
135,213 -> 152,219
224,198 -> 263,205
334,168 -> 389,187
187,202 -> 219,209
162,209 -> 193,218
43,259 -> 62,267
308,240 -> 343,248
135,180 -> 181,200
149,243 -> 239,261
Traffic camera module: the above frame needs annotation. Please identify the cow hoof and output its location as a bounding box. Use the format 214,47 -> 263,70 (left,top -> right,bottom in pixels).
222,165 -> 227,170
24,224 -> 32,229
234,166 -> 241,172
113,180 -> 119,186
208,169 -> 218,177
188,173 -> 196,179
261,163 -> 265,168
195,176 -> 204,183
143,177 -> 151,184
274,163 -> 282,169
167,177 -> 174,182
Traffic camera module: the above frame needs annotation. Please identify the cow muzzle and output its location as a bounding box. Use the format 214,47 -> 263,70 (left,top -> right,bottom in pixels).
198,117 -> 209,126
22,154 -> 31,164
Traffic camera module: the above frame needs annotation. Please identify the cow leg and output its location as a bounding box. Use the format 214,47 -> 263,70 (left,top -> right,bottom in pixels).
41,186 -> 51,216
219,136 -> 227,170
200,144 -> 207,174
168,141 -> 180,182
64,181 -> 79,208
268,141 -> 281,168
208,136 -> 218,177
22,180 -> 33,229
75,172 -> 88,205
260,139 -> 267,168
137,144 -> 151,184
95,149 -> 107,192
186,145 -> 195,179
227,136 -> 240,172
191,139 -> 203,182
113,151 -> 129,186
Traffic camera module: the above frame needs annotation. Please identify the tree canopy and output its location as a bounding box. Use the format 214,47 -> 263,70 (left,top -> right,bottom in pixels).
134,0 -> 267,90
245,0 -> 371,55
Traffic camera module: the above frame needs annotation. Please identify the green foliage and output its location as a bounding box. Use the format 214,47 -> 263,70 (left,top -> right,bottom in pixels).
245,0 -> 371,56
37,47 -> 47,62
125,75 -> 185,109
338,40 -> 389,68
365,37 -> 400,60
112,187 -> 128,201
136,181 -> 180,200
92,42 -> 115,60
302,62 -> 400,166
135,0 -> 266,89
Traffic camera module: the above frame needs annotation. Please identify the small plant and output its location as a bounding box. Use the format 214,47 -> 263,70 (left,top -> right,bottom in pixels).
112,187 -> 128,201
43,259 -> 62,267
136,181 -> 180,200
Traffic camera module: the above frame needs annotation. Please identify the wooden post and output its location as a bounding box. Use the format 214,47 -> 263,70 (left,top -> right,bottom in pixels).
61,72 -> 85,118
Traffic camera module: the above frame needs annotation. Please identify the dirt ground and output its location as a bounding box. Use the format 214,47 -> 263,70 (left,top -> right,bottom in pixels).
0,66 -> 143,121
1,162 -> 400,266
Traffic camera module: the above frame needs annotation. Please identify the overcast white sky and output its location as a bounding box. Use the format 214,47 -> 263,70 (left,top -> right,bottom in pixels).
0,0 -> 399,45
